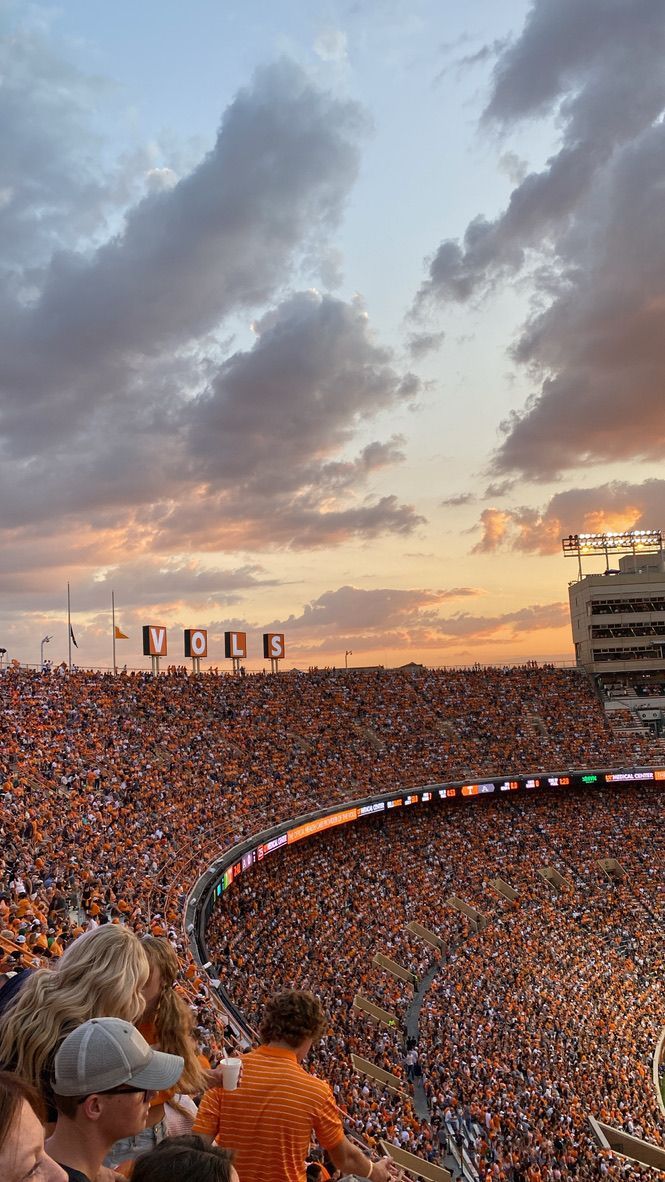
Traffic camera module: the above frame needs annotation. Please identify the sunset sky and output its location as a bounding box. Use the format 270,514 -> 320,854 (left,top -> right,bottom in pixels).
2,0 -> 664,671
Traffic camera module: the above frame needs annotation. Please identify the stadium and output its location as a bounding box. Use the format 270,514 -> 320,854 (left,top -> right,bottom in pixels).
2,0 -> 665,1174
2,601 -> 665,1178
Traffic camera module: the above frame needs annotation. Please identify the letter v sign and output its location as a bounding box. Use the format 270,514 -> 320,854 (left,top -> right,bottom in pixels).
149,627 -> 167,656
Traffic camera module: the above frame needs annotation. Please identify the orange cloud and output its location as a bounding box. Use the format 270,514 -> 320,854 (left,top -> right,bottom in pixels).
471,481 -> 664,555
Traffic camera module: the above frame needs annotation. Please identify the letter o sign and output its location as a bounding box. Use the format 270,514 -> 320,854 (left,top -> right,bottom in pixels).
184,628 -> 208,658
191,629 -> 207,657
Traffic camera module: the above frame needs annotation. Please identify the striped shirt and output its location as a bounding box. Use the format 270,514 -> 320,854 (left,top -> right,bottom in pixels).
192,1045 -> 344,1182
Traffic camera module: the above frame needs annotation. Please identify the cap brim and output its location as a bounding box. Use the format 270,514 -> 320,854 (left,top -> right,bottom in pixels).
129,1048 -> 184,1092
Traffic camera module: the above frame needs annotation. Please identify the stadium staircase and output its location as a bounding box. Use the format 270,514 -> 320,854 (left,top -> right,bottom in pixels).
436,720 -> 459,743
353,722 -> 385,752
523,712 -> 547,738
405,964 -> 473,1180
605,706 -> 665,755
607,706 -> 650,738
286,731 -> 315,754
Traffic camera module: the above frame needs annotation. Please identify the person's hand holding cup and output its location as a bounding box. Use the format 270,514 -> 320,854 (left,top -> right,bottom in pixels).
220,1056 -> 242,1090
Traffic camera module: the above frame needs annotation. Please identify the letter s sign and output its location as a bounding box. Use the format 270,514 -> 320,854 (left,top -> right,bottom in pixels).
270,633 -> 284,659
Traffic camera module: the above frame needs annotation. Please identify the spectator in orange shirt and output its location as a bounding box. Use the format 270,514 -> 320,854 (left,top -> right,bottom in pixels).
193,990 -> 402,1182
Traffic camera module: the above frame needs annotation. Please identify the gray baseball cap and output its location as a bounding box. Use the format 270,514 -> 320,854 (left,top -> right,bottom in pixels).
53,1017 -> 184,1097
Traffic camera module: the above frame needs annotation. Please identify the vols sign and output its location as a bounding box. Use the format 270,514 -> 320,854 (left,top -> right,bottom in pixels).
142,625 -> 168,657
224,631 -> 247,659
184,629 -> 207,658
263,633 -> 285,660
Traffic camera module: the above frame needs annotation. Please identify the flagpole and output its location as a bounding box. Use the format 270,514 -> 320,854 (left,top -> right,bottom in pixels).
112,590 -> 117,675
67,582 -> 72,671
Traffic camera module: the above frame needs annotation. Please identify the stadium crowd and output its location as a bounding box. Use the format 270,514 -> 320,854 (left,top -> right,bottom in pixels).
0,663 -> 651,949
206,785 -> 665,1181
0,664 -> 663,1180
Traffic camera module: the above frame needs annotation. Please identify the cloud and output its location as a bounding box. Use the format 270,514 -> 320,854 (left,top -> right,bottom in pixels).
457,39 -> 507,71
90,290 -> 424,553
471,479 -> 665,554
262,584 -> 566,656
416,0 -> 665,308
145,167 -> 178,192
314,28 -> 348,64
483,0 -> 657,127
433,601 -> 568,638
188,291 -> 418,486
406,330 -> 445,359
0,576 -> 566,667
472,506 -> 557,554
483,479 -> 515,498
493,121 -> 665,476
440,492 -> 476,508
0,290 -> 424,561
0,42 -> 426,575
0,553 -> 278,665
0,10 -> 130,280
497,151 -> 528,186
0,552 -> 273,608
148,492 -> 425,554
268,584 -> 483,634
1,59 -> 367,456
412,0 -> 665,480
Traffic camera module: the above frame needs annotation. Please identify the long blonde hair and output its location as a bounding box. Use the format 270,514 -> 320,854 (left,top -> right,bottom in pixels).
0,925 -> 149,1089
141,937 -> 206,1095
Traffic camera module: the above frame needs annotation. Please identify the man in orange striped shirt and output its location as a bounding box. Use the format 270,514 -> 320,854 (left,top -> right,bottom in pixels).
193,990 -> 399,1182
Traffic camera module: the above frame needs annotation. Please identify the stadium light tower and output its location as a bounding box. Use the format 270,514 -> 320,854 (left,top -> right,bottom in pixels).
562,529 -> 663,579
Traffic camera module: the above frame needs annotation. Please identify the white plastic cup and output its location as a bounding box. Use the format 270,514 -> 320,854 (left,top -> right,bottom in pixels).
221,1057 -> 242,1090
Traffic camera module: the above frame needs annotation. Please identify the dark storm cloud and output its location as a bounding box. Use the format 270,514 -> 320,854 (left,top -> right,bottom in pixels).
472,480 -> 665,554
416,0 -> 665,307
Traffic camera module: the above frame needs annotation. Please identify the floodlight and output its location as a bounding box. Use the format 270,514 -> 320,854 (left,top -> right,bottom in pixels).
562,529 -> 662,558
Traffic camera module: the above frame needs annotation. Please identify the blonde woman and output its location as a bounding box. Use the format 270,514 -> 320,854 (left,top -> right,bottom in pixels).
0,925 -> 149,1121
105,936 -> 208,1170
